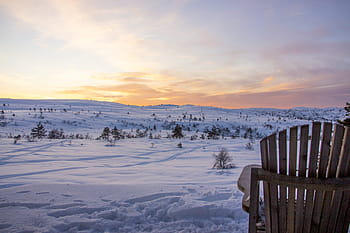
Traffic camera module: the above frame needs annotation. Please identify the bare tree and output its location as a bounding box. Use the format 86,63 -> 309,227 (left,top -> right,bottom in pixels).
212,148 -> 235,169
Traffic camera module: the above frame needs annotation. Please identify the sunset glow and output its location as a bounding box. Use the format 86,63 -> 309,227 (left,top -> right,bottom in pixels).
0,0 -> 349,108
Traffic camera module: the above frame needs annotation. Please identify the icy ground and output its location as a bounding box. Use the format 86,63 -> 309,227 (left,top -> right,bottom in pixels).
0,138 -> 259,233
0,99 -> 345,232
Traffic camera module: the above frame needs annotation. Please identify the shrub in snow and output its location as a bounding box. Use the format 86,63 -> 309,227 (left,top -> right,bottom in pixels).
31,122 -> 47,139
212,148 -> 235,169
100,127 -> 110,140
13,135 -> 21,144
111,126 -> 123,140
135,128 -> 148,138
338,102 -> 350,127
172,124 -> 184,138
245,142 -> 254,150
48,128 -> 64,139
205,126 -> 221,139
177,142 -> 183,148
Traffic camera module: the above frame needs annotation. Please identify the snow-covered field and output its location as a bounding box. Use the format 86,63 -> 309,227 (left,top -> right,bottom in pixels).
0,99 -> 344,232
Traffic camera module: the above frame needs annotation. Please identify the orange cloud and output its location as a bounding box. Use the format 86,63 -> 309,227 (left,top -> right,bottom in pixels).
58,75 -> 349,108
262,76 -> 274,85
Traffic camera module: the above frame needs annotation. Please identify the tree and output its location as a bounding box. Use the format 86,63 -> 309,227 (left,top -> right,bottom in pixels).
212,148 -> 235,169
101,127 -> 110,140
31,122 -> 47,139
172,124 -> 184,138
111,126 -> 122,140
13,135 -> 21,144
48,128 -> 64,139
206,126 -> 221,139
338,102 -> 350,127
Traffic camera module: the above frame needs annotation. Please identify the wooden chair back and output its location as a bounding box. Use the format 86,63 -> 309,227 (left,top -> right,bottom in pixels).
249,122 -> 350,233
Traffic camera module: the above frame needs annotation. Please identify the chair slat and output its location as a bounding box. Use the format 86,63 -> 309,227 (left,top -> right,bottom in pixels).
334,127 -> 350,233
311,122 -> 332,233
295,125 -> 309,233
319,122 -> 333,177
260,138 -> 272,233
321,124 -> 345,233
278,130 -> 287,233
303,122 -> 321,233
268,134 -> 279,233
340,194 -> 350,233
287,126 -> 297,233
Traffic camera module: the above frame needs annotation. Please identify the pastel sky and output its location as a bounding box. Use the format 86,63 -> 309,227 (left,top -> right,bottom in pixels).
0,0 -> 349,108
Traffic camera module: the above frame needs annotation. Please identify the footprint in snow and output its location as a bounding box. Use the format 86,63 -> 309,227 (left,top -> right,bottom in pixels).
61,194 -> 72,197
0,224 -> 11,230
36,192 -> 50,195
16,190 -> 30,194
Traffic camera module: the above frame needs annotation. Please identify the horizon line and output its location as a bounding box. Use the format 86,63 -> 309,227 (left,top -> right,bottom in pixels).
0,97 -> 344,110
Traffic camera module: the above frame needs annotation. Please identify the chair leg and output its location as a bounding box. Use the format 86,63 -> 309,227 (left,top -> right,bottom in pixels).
249,168 -> 260,233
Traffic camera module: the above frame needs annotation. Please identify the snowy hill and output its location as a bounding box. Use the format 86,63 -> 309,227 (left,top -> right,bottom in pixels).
0,98 -> 343,139
0,99 -> 346,233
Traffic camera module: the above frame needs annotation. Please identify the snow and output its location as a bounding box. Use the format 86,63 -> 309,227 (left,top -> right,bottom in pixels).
0,99 -> 344,232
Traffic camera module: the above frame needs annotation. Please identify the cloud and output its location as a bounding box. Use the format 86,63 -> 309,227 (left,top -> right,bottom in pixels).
0,0 -> 215,71
205,83 -> 350,109
91,72 -> 150,80
262,76 -> 274,85
263,41 -> 350,61
57,69 -> 349,108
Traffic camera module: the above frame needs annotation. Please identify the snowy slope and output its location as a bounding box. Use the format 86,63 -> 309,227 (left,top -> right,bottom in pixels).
0,98 -> 343,139
0,99 -> 345,233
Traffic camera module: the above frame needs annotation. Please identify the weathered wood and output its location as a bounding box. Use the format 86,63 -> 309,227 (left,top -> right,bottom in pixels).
267,134 -> 279,233
311,122 -> 332,233
249,167 -> 260,233
240,123 -> 350,233
255,169 -> 350,191
278,130 -> 287,233
237,164 -> 261,212
303,122 -> 321,233
295,125 -> 309,233
320,124 -> 345,233
340,192 -> 350,233
287,126 -> 297,233
260,138 -> 271,233
334,127 -> 350,233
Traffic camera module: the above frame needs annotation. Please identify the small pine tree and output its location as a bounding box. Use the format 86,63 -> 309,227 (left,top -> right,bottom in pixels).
172,124 -> 184,138
101,127 -> 110,140
338,102 -> 350,127
111,126 -> 122,140
31,122 -> 47,139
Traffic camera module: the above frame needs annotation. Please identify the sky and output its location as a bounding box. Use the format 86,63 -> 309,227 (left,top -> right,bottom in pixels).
0,0 -> 349,109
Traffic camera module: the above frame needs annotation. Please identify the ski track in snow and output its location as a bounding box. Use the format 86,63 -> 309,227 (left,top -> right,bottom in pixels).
119,143 -> 211,168
0,140 -> 68,162
0,167 -> 87,179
